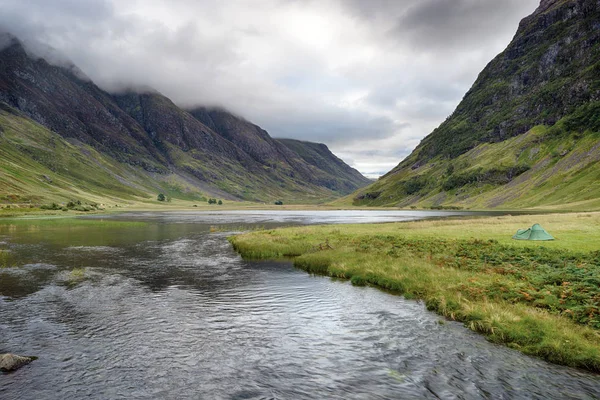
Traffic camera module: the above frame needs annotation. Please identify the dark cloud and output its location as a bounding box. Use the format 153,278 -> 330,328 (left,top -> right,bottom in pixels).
261,106 -> 403,145
0,0 -> 540,176
342,0 -> 539,53
392,0 -> 538,52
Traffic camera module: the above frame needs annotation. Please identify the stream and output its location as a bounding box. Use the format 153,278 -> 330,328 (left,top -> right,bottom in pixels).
1,210 -> 599,399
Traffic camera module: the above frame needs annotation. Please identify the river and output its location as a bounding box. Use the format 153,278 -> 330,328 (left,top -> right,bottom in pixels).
1,210 -> 599,399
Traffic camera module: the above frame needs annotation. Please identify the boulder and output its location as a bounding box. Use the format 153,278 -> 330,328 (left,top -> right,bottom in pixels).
0,354 -> 35,372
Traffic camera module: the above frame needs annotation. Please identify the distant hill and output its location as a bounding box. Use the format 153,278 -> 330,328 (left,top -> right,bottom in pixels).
0,35 -> 369,205
352,0 -> 600,211
275,139 -> 371,193
189,108 -> 371,192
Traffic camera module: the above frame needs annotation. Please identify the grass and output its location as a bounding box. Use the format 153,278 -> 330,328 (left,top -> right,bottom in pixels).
229,212 -> 600,372
67,267 -> 87,287
0,249 -> 11,268
0,198 -> 385,219
347,124 -> 600,211
0,216 -> 148,228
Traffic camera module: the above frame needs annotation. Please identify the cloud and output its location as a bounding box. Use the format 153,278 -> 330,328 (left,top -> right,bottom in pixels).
342,0 -> 538,54
0,0 -> 539,177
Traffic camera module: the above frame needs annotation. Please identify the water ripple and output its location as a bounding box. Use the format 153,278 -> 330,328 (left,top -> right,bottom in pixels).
1,213 -> 599,399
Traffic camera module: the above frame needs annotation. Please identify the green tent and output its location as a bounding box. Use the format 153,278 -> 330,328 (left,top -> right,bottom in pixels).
512,223 -> 555,241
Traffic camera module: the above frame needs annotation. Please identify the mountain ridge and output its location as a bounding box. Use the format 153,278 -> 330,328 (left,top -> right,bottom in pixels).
0,35 -> 370,205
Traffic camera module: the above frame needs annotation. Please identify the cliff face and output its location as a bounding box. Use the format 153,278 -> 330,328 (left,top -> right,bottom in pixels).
0,36 -> 370,204
352,0 -> 600,210
409,0 -> 600,164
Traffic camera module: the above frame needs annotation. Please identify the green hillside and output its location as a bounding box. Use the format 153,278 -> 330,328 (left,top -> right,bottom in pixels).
0,107 -> 207,206
0,106 -> 360,207
352,0 -> 600,210
0,36 -> 370,206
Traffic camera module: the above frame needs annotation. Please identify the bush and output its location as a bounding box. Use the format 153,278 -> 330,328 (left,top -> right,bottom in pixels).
403,176 -> 429,195
208,198 -> 217,204
218,200 -> 223,205
73,206 -> 93,212
40,203 -> 60,210
274,200 -> 283,205
157,193 -> 166,202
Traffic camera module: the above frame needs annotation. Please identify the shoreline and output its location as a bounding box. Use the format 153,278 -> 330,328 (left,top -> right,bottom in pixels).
229,212 -> 600,372
0,200 -> 571,220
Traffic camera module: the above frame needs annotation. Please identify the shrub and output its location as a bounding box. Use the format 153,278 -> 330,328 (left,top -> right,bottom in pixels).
157,193 -> 166,202
403,176 -> 429,195
218,200 -> 223,205
40,203 -> 60,210
66,200 -> 82,209
274,200 -> 283,205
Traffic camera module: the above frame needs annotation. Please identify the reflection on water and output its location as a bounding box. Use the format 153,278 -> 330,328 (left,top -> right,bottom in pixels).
1,211 -> 599,399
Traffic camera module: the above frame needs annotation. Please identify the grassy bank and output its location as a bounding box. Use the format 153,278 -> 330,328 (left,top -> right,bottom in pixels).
0,200 -> 396,218
229,212 -> 600,372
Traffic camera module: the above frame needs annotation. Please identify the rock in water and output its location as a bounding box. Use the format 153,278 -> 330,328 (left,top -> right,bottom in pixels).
0,354 -> 35,372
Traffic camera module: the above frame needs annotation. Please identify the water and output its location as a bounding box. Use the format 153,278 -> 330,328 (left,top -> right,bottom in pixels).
1,211 -> 599,399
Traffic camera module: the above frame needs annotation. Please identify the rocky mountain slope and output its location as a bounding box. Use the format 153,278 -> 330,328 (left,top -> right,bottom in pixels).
352,0 -> 600,210
188,108 -> 371,192
276,139 -> 371,193
0,35 -> 369,205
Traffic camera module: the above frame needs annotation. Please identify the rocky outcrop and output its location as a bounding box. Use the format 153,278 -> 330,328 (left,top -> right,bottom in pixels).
402,0 -> 600,163
0,354 -> 35,372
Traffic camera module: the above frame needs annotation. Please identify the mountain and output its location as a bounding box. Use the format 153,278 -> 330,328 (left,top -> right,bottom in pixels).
0,35 -> 369,205
275,139 -> 372,192
352,0 -> 600,210
188,108 -> 371,193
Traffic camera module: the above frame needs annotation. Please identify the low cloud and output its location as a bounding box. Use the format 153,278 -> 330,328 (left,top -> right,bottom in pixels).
0,0 -> 539,176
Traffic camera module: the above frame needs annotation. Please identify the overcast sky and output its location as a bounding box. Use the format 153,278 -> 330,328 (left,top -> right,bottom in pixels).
1,0 -> 539,178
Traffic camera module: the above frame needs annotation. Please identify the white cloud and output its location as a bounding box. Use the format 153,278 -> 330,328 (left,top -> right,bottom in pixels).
0,0 -> 539,177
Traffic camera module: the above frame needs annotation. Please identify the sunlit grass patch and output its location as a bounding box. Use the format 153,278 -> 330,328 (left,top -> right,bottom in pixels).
0,249 -> 12,268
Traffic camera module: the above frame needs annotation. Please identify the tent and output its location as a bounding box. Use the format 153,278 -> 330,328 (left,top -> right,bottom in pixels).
512,223 -> 555,241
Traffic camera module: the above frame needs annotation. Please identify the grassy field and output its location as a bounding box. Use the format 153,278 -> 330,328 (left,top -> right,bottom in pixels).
229,212 -> 600,372
0,198 -> 389,218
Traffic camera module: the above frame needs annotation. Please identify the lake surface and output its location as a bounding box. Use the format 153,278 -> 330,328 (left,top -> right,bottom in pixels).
1,210 -> 599,399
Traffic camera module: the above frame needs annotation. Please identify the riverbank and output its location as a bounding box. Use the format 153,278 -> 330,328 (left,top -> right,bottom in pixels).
229,212 -> 600,372
0,199 -> 386,218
